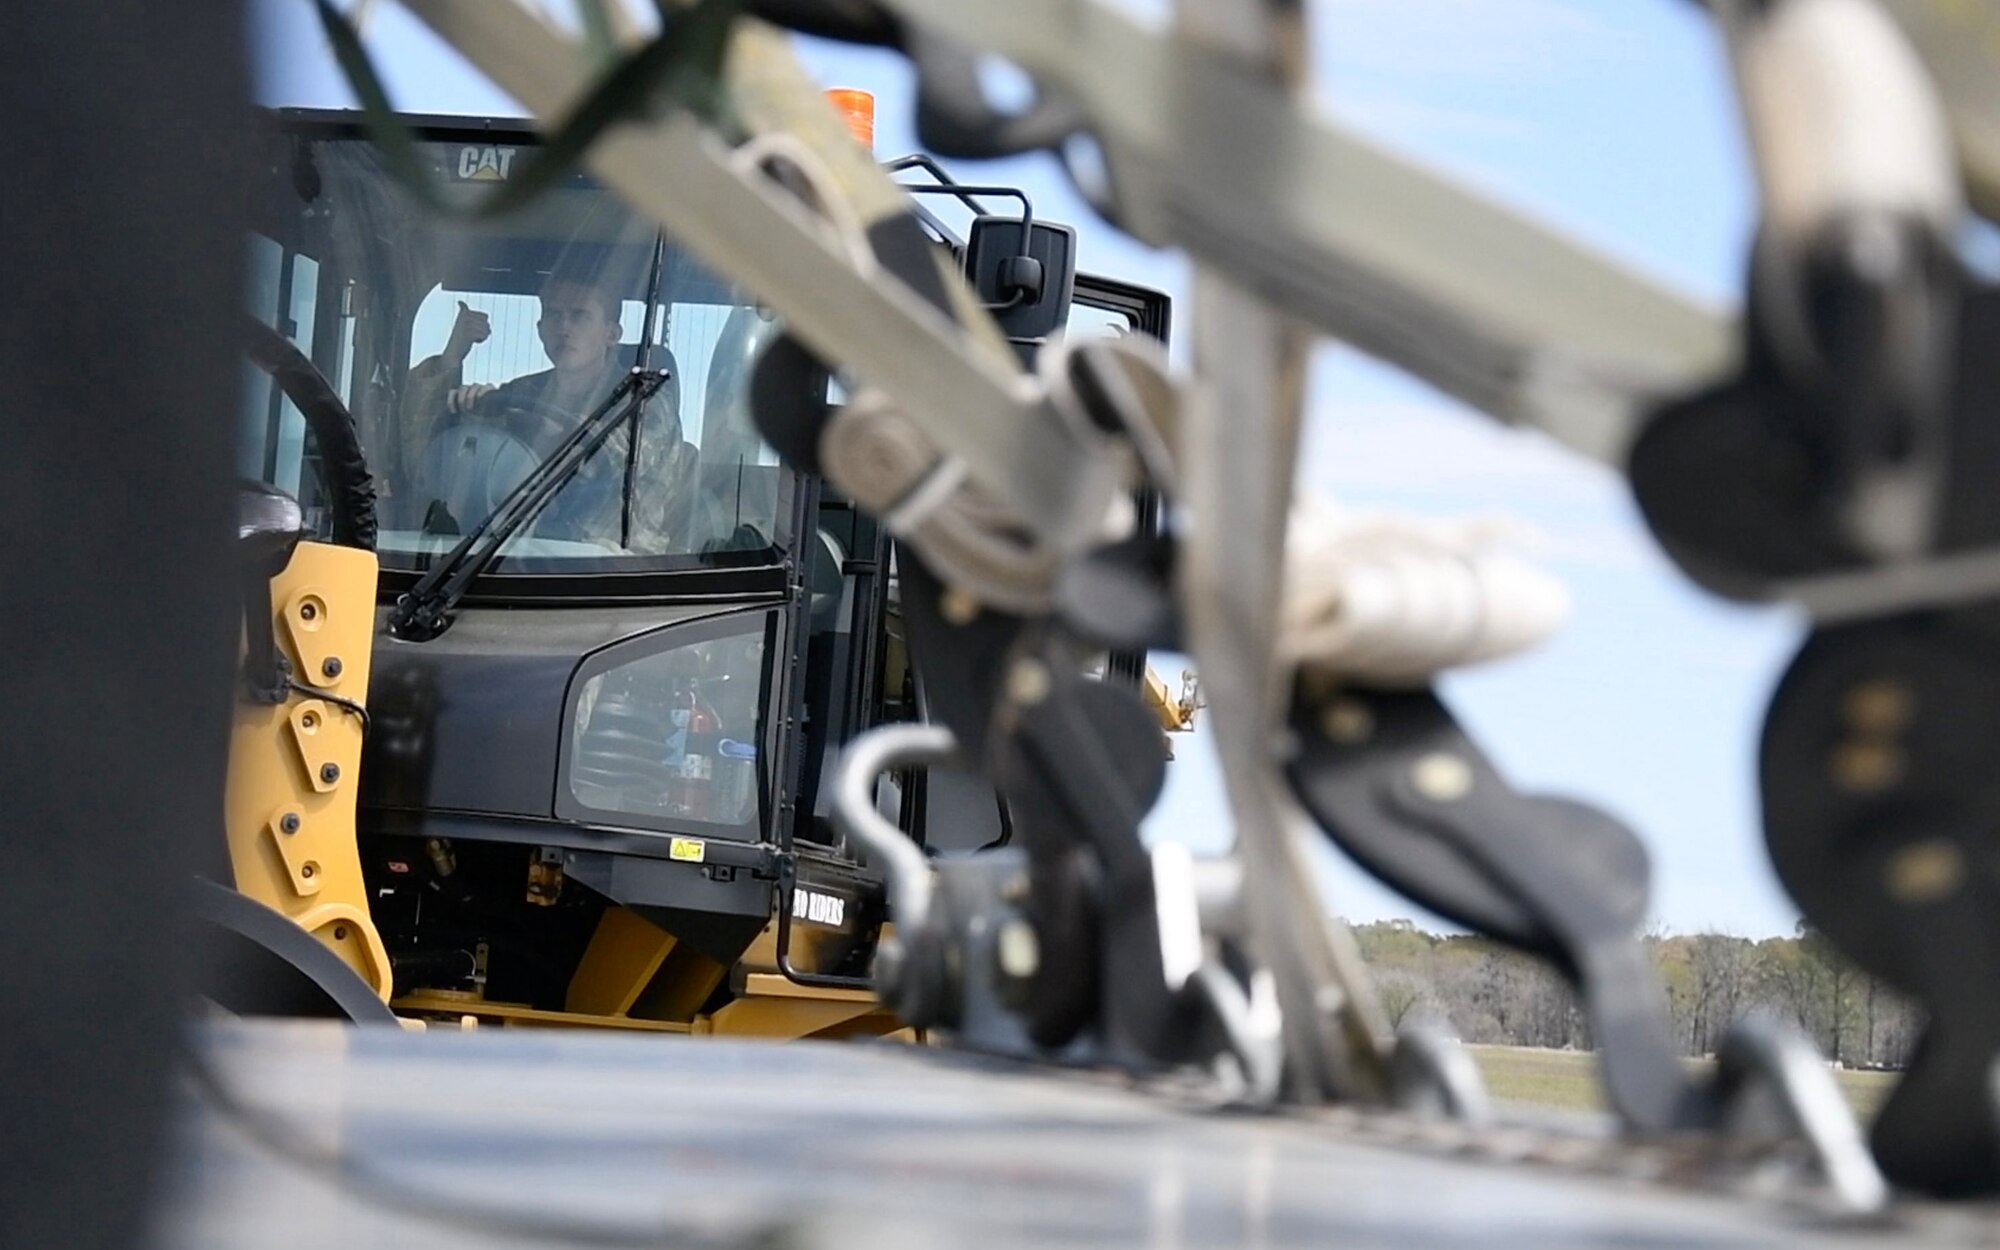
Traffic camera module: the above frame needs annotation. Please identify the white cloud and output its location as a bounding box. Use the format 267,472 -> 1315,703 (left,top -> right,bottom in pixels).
1294,366 -> 1713,579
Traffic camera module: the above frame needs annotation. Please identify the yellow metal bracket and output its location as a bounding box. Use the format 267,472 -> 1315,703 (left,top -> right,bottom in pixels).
262,805 -> 321,897
293,900 -> 394,1001
280,585 -> 352,691
566,906 -> 678,1016
224,541 -> 392,1003
287,699 -> 343,794
697,974 -> 894,1039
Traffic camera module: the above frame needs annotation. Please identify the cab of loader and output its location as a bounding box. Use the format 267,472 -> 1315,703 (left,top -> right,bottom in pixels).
235,108 -> 1168,1034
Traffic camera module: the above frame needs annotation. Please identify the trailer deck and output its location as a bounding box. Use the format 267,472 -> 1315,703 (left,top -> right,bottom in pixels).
150,1021 -> 1997,1248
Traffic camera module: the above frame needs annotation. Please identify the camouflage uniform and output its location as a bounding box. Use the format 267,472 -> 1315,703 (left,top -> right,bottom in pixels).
400,353 -> 698,554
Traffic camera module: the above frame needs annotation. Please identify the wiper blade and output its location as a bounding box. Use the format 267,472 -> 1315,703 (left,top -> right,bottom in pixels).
389,368 -> 669,641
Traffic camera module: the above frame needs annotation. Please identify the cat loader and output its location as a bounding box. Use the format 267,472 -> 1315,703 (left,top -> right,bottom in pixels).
197,106 -> 1177,1038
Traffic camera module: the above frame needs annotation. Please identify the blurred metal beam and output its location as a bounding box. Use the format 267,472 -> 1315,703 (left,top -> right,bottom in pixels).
879,0 -> 1737,465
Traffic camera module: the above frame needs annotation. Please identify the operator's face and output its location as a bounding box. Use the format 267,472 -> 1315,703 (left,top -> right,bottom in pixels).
538,282 -> 620,373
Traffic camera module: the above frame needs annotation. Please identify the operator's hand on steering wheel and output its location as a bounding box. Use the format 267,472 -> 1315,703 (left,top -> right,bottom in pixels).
443,300 -> 491,366
446,382 -> 498,413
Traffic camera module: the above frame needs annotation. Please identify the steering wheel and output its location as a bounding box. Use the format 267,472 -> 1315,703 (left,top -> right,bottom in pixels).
414,391 -> 582,533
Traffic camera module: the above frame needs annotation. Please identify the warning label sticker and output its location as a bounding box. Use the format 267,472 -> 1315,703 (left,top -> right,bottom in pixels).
669,837 -> 706,864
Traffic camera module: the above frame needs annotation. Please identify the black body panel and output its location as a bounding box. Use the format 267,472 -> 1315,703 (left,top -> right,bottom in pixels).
362,600 -> 774,826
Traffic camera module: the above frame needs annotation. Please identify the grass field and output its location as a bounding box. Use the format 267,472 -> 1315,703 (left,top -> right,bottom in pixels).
1467,1044 -> 1897,1120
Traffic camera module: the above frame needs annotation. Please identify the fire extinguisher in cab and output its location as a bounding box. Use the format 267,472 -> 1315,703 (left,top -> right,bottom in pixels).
668,678 -> 720,820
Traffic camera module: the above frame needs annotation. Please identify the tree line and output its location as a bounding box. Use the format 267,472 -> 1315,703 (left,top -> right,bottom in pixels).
1354,919 -> 1921,1068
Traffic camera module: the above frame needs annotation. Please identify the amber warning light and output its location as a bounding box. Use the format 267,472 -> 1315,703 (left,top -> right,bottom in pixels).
825,87 -> 876,150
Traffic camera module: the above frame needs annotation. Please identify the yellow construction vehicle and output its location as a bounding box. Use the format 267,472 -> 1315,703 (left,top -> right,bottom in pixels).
198,105 -> 1181,1039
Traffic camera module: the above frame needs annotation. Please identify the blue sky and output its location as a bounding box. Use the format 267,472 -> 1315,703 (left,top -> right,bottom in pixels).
257,0 -> 1807,936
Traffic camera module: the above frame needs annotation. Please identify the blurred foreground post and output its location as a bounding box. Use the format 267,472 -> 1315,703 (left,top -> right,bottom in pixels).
0,4 -> 246,1247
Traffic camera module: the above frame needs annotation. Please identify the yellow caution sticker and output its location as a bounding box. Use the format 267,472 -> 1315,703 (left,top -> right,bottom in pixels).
669,837 -> 706,864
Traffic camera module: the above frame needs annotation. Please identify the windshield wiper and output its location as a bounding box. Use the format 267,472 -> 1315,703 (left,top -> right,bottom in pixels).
388,367 -> 671,641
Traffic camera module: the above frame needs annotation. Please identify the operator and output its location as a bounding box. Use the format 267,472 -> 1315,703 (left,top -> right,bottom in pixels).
403,269 -> 697,552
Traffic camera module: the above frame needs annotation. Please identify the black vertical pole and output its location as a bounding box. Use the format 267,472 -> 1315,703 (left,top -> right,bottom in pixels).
0,4 -> 247,1248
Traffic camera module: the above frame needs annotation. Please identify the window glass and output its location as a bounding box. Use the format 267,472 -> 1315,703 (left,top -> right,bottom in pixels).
244,134 -> 793,571
567,615 -> 770,834
243,239 -> 331,518
334,280 -> 359,406
240,233 -> 285,481
1063,301 -> 1138,341
273,252 -> 320,497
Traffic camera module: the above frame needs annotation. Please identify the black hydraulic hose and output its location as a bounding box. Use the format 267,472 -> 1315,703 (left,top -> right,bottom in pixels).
243,315 -> 377,551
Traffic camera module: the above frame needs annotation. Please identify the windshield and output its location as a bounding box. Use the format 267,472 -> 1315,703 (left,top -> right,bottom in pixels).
242,124 -> 794,573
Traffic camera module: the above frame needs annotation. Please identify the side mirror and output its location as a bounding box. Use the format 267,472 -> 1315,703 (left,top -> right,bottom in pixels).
235,480 -> 306,703
965,215 -> 1078,348
236,479 -> 306,581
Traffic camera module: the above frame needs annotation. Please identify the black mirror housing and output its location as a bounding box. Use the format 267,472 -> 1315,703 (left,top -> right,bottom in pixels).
965,215 -> 1077,344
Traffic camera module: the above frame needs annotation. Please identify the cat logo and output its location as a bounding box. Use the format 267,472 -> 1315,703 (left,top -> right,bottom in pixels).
456,145 -> 518,182
790,887 -> 847,928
